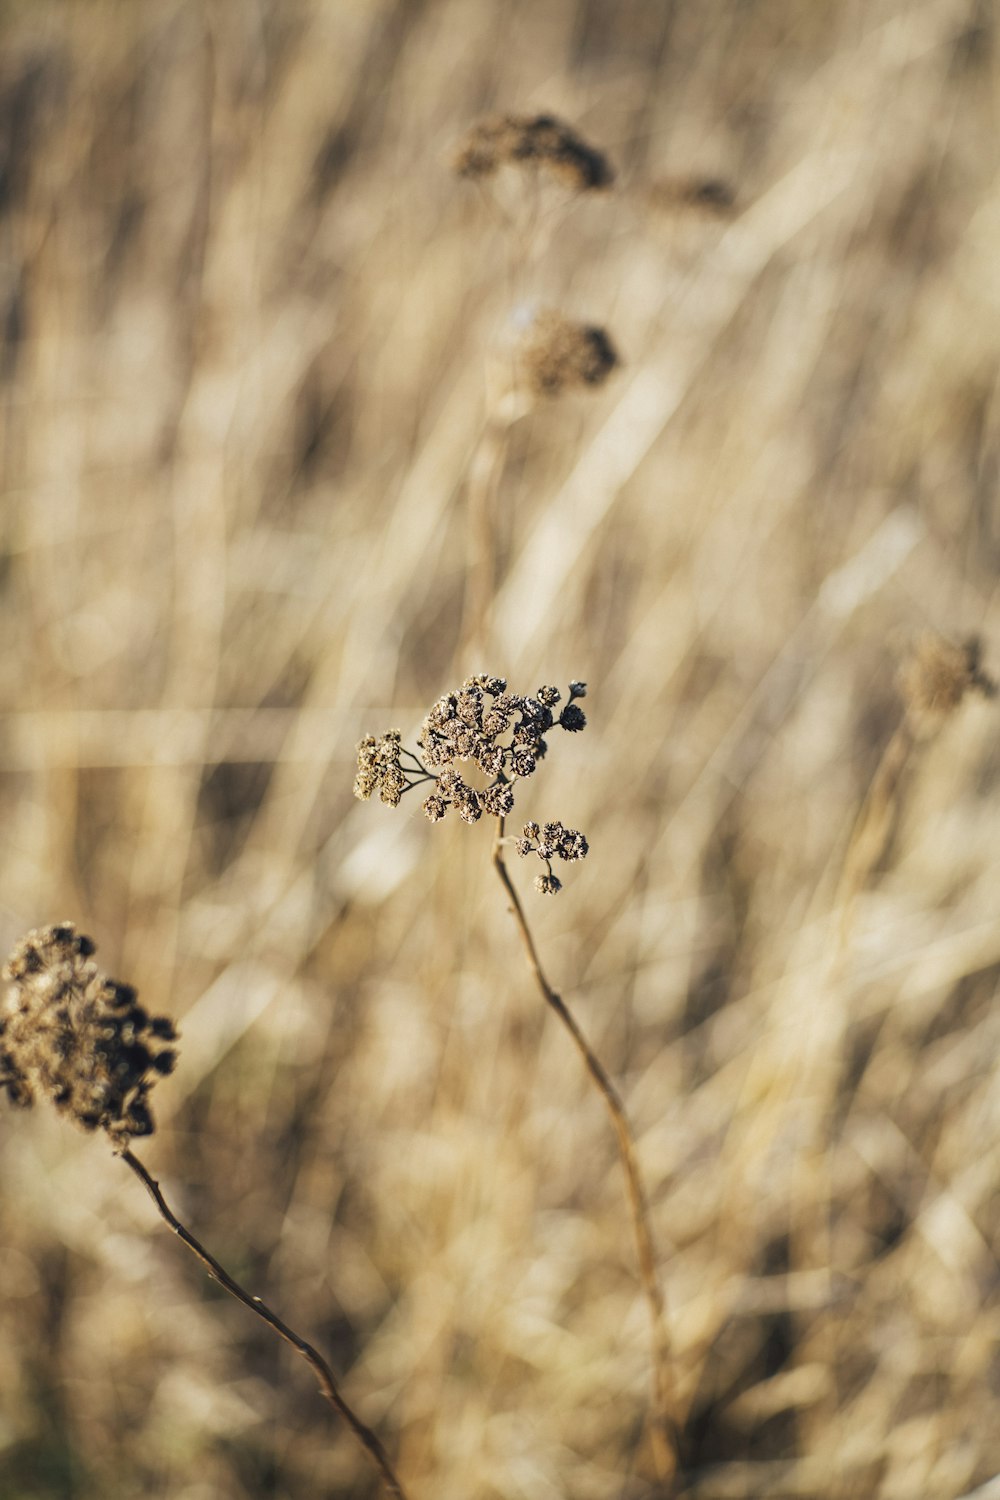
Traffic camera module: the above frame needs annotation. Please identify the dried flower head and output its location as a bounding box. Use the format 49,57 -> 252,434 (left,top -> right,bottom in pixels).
514,309 -> 619,399
354,677 -> 589,892
453,112 -> 614,191
648,175 -> 736,217
353,730 -> 406,807
0,924 -> 177,1146
898,633 -> 996,738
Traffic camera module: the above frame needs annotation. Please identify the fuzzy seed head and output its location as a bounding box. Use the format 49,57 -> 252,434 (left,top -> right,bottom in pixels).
515,310 -> 619,399
898,633 -> 996,738
0,925 -> 178,1147
453,113 -> 614,191
649,175 -> 736,217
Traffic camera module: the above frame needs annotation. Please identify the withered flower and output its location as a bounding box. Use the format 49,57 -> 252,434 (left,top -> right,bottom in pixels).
648,175 -> 736,217
898,632 -> 996,738
453,113 -> 614,192
0,924 -> 177,1146
514,310 -> 618,399
354,677 -> 589,892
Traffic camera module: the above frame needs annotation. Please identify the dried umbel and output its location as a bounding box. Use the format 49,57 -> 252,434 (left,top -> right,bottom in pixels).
513,309 -> 619,399
453,112 -> 614,192
898,632 -> 996,738
355,676 -> 589,892
0,924 -> 177,1145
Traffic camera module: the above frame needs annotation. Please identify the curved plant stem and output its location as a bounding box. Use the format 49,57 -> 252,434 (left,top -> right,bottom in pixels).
121,1149 -> 410,1500
491,820 -> 678,1486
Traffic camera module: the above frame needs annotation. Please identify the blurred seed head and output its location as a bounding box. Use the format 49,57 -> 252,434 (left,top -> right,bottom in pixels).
648,175 -> 737,217
0,924 -> 178,1147
488,308 -> 619,419
898,632 -> 996,738
453,112 -> 614,192
516,309 -> 619,398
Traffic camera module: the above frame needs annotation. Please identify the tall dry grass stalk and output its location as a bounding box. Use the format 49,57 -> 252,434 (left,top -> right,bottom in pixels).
461,311 -> 619,658
454,111 -> 619,662
835,633 -> 996,951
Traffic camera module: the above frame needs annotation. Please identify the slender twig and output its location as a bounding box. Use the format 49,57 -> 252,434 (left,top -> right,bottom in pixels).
121,1149 -> 410,1500
491,819 -> 678,1486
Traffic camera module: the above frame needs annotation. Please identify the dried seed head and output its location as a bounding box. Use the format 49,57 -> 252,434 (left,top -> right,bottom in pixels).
453,113 -> 614,191
356,675 -> 589,891
0,925 -> 178,1147
898,633 -> 996,737
517,820 -> 589,893
354,731 -> 406,806
483,782 -> 516,816
514,309 -> 619,399
519,820 -> 589,865
648,175 -> 736,217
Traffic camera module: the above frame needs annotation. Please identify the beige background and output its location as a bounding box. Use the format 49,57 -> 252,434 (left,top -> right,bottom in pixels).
0,2 -> 998,1496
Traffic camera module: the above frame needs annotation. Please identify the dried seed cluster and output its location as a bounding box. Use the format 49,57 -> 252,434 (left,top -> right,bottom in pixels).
0,924 -> 177,1145
516,310 -> 619,398
355,677 -> 589,892
353,730 -> 407,807
516,822 -> 590,896
648,175 -> 736,217
898,633 -> 996,738
453,113 -> 614,192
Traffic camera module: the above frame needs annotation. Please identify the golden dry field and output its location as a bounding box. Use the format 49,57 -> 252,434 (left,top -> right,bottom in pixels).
2,2 -> 1000,1496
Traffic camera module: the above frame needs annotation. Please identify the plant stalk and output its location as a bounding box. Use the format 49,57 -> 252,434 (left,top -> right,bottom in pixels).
491,820 -> 678,1486
121,1149 -> 410,1500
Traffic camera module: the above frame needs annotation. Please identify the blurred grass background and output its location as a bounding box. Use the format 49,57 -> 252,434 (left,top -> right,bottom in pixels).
1,0 -> 999,1496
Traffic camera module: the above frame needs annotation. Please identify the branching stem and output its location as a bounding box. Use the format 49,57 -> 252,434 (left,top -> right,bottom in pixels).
121,1149 -> 410,1500
490,819 -> 678,1487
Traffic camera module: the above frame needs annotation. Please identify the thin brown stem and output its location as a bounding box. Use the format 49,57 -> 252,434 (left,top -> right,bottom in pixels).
121,1149 -> 410,1500
491,820 -> 678,1487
